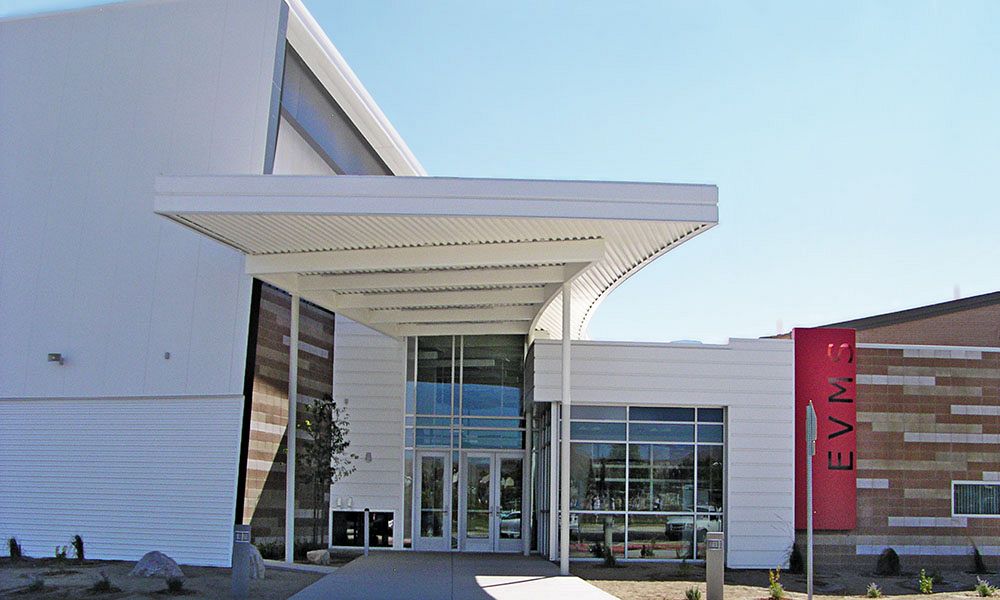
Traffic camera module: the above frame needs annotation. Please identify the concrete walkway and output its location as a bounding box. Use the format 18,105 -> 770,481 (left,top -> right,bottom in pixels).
289,552 -> 617,600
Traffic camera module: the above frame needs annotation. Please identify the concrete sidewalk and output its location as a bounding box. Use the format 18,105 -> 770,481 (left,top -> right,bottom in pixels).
289,552 -> 616,600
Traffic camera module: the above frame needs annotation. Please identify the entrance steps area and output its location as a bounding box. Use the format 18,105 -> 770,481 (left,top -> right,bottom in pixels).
289,551 -> 616,600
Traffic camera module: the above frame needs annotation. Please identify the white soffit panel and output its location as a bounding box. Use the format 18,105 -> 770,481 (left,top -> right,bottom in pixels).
155,175 -> 718,339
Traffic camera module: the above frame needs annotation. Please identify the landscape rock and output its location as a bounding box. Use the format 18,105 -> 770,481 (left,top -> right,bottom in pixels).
306,549 -> 330,566
129,551 -> 184,579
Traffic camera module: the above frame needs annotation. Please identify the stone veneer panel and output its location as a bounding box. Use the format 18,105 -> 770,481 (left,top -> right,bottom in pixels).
803,345 -> 1000,571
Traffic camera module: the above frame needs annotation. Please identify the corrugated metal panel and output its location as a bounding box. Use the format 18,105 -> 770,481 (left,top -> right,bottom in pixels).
329,316 -> 405,539
168,213 -> 709,338
529,338 -> 795,569
0,396 -> 243,567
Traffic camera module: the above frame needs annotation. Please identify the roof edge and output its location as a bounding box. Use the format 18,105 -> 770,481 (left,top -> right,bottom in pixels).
822,291 -> 1000,331
285,0 -> 426,177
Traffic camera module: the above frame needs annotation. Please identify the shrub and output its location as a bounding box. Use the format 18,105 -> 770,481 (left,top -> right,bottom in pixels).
875,548 -> 901,576
975,544 -> 990,574
918,569 -> 933,594
685,586 -> 702,600
8,537 -> 22,560
89,571 -> 117,594
769,568 -> 784,600
26,575 -> 44,592
54,545 -> 67,560
640,544 -> 654,558
867,582 -> 883,598
602,545 -> 616,568
166,577 -> 185,594
254,541 -> 283,561
788,542 -> 803,574
930,570 -> 944,584
977,577 -> 997,597
71,534 -> 84,562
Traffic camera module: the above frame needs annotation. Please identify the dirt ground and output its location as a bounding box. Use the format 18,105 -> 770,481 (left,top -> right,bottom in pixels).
572,562 -> 998,600
0,557 -> 322,599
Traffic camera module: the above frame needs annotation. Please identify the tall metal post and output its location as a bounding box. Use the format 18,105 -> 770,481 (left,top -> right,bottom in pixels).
284,294 -> 300,563
559,282 -> 572,575
548,402 -> 558,560
806,402 -> 817,600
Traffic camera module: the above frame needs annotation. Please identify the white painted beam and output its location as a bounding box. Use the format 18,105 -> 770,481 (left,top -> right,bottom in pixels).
297,264 -> 579,292
395,322 -> 530,337
311,287 -> 552,310
245,239 -> 605,276
368,305 -> 537,324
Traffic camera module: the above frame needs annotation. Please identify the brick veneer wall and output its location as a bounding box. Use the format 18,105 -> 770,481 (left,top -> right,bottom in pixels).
801,344 -> 1000,572
242,284 -> 336,546
854,303 -> 1000,347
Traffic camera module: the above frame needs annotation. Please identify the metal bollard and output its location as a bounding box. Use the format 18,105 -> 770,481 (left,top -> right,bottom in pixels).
363,508 -> 370,557
705,531 -> 724,600
231,524 -> 252,600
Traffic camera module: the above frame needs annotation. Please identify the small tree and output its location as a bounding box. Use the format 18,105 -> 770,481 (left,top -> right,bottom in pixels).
299,394 -> 358,546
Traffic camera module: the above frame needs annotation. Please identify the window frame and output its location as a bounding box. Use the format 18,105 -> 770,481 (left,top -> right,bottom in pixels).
952,480 -> 1000,518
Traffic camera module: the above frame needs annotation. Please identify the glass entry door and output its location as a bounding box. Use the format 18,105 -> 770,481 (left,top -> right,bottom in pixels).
459,452 -> 523,552
414,451 -> 451,551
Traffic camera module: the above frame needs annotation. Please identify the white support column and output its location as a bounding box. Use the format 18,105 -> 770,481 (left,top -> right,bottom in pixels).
523,406 -> 533,556
284,294 -> 300,563
559,282 -> 572,575
548,402 -> 558,560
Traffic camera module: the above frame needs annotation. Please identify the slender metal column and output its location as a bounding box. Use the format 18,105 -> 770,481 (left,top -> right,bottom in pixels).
284,294 -> 300,563
523,406 -> 533,555
559,282 -> 572,575
548,402 -> 558,560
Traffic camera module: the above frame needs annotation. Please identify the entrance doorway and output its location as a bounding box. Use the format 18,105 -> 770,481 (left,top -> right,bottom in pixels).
413,450 -> 523,552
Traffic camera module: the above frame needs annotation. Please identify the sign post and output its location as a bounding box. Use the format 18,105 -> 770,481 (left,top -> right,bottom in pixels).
806,403 -> 817,600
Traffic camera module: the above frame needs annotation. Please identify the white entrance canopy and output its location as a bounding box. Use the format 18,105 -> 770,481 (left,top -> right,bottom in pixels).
155,175 -> 718,339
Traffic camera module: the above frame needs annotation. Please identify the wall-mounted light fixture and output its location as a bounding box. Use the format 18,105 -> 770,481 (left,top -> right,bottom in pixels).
47,353 -> 64,365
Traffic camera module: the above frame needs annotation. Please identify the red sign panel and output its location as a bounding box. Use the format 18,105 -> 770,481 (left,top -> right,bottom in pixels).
794,327 -> 857,530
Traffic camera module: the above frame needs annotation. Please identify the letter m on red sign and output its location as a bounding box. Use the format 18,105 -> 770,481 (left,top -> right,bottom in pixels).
793,327 -> 857,530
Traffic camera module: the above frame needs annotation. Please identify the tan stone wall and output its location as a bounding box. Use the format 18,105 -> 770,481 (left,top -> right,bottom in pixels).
242,284 -> 335,546
806,346 -> 1000,572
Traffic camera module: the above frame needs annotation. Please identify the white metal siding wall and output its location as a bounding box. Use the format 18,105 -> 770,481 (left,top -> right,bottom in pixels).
330,316 -> 405,546
0,0 -> 284,399
0,396 -> 243,567
530,338 -> 795,568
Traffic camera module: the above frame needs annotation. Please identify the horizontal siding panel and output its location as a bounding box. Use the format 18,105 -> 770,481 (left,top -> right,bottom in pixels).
331,316 -> 404,541
0,396 -> 242,566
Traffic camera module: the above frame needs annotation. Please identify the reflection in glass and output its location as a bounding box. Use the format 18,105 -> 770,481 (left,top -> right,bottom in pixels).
420,456 -> 445,537
416,337 -> 452,415
698,424 -> 724,443
461,429 -> 523,449
465,457 -> 491,539
570,443 -> 626,510
571,421 -> 627,441
626,514 -> 694,559
628,444 -> 695,511
569,513 -> 625,558
697,445 -> 724,512
629,407 -> 695,422
460,335 -> 523,417
695,514 -> 723,559
403,450 -> 413,548
499,458 -> 522,539
629,422 -> 694,442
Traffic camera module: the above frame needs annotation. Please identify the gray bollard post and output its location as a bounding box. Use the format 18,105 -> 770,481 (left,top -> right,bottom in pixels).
705,531 -> 725,600
363,508 -> 370,557
231,524 -> 252,600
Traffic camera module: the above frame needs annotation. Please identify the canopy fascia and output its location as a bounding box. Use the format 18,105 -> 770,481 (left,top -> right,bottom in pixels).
155,175 -> 718,339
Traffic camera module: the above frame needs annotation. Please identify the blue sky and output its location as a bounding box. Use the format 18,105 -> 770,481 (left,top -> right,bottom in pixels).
5,1 -> 999,343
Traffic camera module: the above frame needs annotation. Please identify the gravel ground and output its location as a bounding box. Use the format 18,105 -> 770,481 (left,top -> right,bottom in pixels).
572,562 -> 998,600
0,557 -> 323,599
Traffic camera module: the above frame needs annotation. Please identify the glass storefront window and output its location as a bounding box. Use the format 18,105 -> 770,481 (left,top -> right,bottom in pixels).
626,514 -> 693,559
697,445 -> 724,512
570,443 -> 626,511
569,405 -> 725,560
416,337 -> 453,415
570,513 -> 625,558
